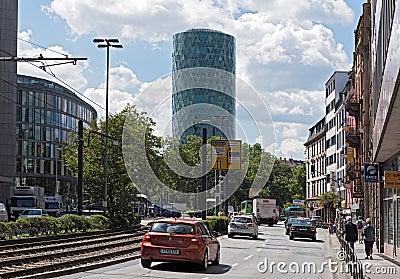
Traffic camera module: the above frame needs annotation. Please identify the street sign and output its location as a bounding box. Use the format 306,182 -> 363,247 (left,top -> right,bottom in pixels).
384,171 -> 400,188
364,163 -> 379,182
293,199 -> 304,206
211,140 -> 242,170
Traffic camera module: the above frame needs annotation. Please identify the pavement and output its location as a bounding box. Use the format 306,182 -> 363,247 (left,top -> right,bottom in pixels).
326,230 -> 400,279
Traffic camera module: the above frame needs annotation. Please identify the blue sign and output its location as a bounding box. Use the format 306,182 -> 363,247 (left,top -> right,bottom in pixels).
364,163 -> 379,182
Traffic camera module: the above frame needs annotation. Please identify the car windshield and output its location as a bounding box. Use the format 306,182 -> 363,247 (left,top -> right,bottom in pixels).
293,219 -> 311,226
232,217 -> 253,223
150,222 -> 195,234
21,209 -> 41,215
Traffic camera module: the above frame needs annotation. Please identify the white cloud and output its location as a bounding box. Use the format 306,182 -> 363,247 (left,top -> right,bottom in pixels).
35,0 -> 357,160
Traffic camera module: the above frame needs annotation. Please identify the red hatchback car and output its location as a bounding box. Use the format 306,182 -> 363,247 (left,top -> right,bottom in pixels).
141,218 -> 220,270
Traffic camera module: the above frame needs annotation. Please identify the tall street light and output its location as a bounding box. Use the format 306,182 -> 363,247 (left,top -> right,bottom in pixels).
93,38 -> 123,210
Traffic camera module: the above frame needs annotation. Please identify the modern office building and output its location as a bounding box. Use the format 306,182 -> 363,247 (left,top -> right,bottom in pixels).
171,28 -> 236,140
0,1 -> 18,201
15,75 -> 97,201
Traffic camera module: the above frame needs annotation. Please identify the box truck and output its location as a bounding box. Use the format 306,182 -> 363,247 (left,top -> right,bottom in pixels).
253,198 -> 277,226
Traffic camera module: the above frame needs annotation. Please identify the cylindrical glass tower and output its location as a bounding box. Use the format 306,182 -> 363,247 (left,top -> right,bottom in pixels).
172,28 -> 236,141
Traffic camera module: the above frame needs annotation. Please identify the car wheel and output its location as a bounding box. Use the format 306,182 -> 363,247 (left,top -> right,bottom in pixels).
141,258 -> 151,268
212,247 -> 220,265
289,235 -> 294,240
312,237 -> 316,241
228,233 -> 233,238
199,250 -> 208,271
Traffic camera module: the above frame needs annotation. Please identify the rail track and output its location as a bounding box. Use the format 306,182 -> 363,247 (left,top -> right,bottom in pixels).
0,226 -> 148,278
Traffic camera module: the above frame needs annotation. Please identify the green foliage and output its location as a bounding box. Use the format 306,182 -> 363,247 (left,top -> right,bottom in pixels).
88,214 -> 112,230
203,216 -> 230,234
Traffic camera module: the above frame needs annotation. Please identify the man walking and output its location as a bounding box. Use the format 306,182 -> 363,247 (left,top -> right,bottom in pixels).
363,218 -> 375,259
342,216 -> 358,249
357,216 -> 364,244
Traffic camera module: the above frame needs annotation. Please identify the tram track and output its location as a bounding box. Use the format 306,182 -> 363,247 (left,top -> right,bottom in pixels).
0,226 -> 148,278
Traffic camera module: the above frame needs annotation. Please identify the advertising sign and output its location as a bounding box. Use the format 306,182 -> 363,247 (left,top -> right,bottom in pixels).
384,171 -> 400,188
211,140 -> 242,170
364,163 -> 379,182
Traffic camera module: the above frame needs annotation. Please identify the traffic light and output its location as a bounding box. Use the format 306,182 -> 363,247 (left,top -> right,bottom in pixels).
310,164 -> 315,176
330,171 -> 335,186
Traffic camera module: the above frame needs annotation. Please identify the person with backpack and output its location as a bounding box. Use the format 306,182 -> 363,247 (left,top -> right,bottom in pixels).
363,218 -> 375,259
342,216 -> 358,249
356,216 -> 364,243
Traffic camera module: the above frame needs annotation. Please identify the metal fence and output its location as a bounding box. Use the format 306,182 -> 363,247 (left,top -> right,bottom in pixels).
337,233 -> 368,279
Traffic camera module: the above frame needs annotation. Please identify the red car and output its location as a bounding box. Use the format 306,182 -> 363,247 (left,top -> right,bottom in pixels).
141,218 -> 220,270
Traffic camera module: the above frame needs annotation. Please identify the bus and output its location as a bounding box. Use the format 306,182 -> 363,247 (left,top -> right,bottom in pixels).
240,200 -> 253,214
284,206 -> 305,219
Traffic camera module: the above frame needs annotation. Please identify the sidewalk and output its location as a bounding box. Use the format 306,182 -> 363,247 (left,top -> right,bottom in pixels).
327,230 -> 399,279
353,240 -> 399,278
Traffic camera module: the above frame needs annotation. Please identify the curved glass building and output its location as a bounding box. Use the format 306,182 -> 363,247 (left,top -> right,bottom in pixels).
16,75 -> 97,198
172,28 -> 236,140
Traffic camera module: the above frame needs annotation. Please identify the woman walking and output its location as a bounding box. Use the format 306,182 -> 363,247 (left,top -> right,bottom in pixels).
363,218 -> 375,259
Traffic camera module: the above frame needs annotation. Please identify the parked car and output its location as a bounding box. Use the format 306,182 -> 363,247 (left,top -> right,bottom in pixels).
289,218 -> 316,241
18,209 -> 48,219
311,216 -> 323,227
141,218 -> 220,270
285,217 -> 297,235
0,203 -> 8,222
228,215 -> 258,239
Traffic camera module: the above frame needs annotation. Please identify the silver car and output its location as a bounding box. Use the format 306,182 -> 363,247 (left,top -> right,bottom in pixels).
228,215 -> 258,239
0,203 -> 8,222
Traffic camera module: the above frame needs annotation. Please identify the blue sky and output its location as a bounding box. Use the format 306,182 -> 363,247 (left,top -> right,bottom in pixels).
17,0 -> 365,160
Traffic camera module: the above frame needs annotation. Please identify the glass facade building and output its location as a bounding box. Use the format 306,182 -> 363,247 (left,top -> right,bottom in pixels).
15,75 -> 97,199
172,29 -> 236,140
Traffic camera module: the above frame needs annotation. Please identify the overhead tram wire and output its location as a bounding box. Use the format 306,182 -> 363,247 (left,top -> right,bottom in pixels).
0,48 -> 112,117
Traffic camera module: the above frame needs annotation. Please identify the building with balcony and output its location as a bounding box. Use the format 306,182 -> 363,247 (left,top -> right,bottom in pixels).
171,28 -> 236,140
304,117 -> 326,218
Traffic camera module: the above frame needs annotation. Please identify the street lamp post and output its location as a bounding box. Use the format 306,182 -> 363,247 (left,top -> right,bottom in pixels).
55,147 -> 62,195
93,38 -> 123,211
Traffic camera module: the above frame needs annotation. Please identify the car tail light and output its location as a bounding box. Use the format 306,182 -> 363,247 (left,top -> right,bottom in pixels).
248,223 -> 254,227
143,234 -> 151,241
310,228 -> 316,232
230,222 -> 236,228
191,237 -> 200,243
291,227 -> 296,231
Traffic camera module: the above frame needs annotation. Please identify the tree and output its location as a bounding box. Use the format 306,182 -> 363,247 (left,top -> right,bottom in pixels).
63,104 -> 158,216
319,191 -> 339,222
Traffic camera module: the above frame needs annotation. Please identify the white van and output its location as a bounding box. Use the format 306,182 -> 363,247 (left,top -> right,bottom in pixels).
0,203 -> 8,222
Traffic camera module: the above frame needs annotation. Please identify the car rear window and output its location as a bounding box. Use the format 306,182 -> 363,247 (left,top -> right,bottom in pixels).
150,222 -> 195,234
232,217 -> 252,223
293,219 -> 311,226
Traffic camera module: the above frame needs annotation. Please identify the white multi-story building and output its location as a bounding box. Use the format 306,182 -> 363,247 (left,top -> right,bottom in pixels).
325,72 -> 348,194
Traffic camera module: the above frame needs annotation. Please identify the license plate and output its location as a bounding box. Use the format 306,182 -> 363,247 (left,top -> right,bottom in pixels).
159,248 -> 180,255
299,228 -> 307,231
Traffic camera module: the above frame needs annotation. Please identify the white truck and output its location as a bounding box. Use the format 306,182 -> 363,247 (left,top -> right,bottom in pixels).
45,195 -> 63,217
253,198 -> 277,226
9,186 -> 45,220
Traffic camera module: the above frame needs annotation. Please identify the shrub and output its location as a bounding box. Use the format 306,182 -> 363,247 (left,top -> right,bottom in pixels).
59,214 -> 76,233
204,216 -> 230,234
88,215 -> 111,230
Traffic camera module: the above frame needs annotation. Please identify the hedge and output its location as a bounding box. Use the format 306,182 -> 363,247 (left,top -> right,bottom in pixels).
203,216 -> 230,234
0,213 -> 141,240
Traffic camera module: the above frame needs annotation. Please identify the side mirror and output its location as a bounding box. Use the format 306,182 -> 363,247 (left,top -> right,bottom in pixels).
212,231 -> 219,237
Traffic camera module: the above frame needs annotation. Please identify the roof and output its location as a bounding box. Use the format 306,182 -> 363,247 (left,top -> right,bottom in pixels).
152,218 -> 201,224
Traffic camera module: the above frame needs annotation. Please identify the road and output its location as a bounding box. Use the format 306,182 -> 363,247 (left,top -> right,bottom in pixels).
57,222 -> 341,279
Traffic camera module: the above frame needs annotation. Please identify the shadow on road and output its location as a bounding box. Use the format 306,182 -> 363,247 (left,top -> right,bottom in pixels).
149,262 -> 232,274
291,238 -> 325,243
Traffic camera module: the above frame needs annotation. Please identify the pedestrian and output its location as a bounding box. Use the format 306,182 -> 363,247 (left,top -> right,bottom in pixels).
342,216 -> 358,249
357,216 -> 364,243
328,220 -> 333,234
363,218 -> 375,260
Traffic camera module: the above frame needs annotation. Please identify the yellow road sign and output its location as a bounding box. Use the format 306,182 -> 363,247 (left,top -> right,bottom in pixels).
385,171 -> 400,188
211,140 -> 242,170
